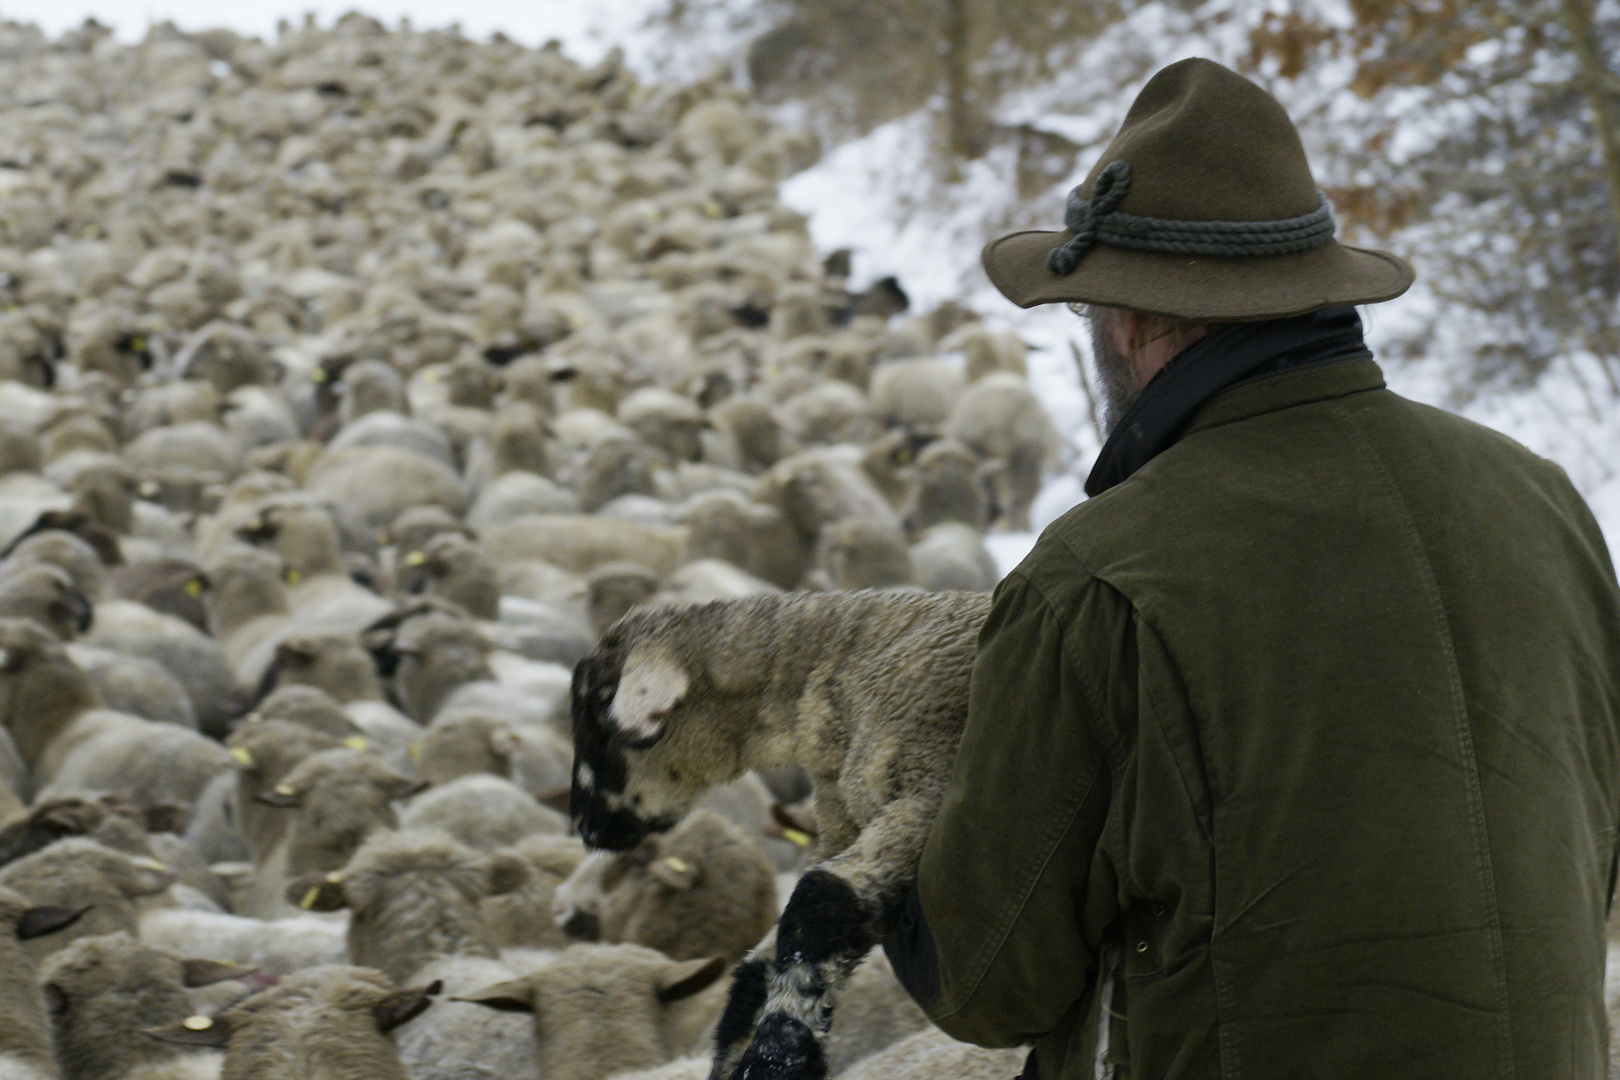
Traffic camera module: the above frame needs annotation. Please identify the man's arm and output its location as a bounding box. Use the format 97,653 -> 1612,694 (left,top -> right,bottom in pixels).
885,565 -> 1132,1047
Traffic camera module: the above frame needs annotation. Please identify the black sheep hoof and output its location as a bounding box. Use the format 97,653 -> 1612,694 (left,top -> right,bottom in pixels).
729,1014 -> 827,1080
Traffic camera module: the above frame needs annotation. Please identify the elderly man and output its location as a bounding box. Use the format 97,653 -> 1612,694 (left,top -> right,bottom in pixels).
884,58 -> 1620,1080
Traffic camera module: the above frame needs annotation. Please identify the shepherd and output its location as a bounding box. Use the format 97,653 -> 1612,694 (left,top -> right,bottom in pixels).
883,57 -> 1620,1080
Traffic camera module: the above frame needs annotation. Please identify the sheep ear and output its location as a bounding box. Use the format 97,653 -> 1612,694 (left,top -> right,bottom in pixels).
16,904 -> 91,941
655,956 -> 727,1004
373,979 -> 442,1033
486,726 -> 521,759
126,858 -> 179,897
143,803 -> 190,835
649,855 -> 699,890
42,983 -> 68,1016
285,872 -> 348,912
453,978 -> 535,1013
485,853 -> 529,898
608,651 -> 688,746
144,1015 -> 232,1048
254,786 -> 303,808
182,959 -> 256,987
383,776 -> 431,802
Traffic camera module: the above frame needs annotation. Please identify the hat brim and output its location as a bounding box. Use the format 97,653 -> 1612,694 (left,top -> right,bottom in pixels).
981,230 -> 1415,321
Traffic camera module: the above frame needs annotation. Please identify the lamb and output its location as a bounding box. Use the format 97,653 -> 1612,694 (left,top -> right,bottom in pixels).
551,808 -> 776,964
903,437 -> 989,535
223,719 -> 347,860
243,748 -> 423,917
144,964 -> 441,1080
0,884 -> 90,1080
399,774 -> 566,851
138,908 -> 347,978
945,372 -> 1061,533
813,519 -> 916,591
481,833 -> 586,951
281,829 -> 542,1080
908,523 -> 1000,593
0,839 -> 176,963
0,619 -> 230,807
455,944 -> 730,1080
568,590 -> 990,1080
37,932 -> 252,1080
413,706 -> 573,797
0,563 -> 94,641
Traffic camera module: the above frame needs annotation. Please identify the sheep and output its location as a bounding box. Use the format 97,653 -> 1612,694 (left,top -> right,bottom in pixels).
834,1027 -> 1027,1080
481,514 -> 687,578
752,446 -> 900,550
403,534 -> 501,620
82,600 -> 246,738
3,530 -> 108,605
224,719 -> 347,860
138,907 -> 347,978
67,646 -> 198,728
909,523 -> 1001,593
568,590 -> 990,1080
305,445 -> 468,541
455,943 -> 730,1080
372,610 -> 497,723
399,774 -> 566,852
482,833 -> 586,951
242,748 -> 423,918
0,884 -> 90,1080
413,707 -> 573,797
107,560 -> 211,634
945,372 -> 1061,532
466,471 -> 582,532
552,808 -> 776,965
253,633 -> 384,705
0,839 -> 176,963
675,491 -> 809,592
0,563 -> 93,641
619,388 -> 707,464
37,932 -> 252,1080
902,436 -> 989,535
250,684 -> 366,740
143,964 -> 441,1080
813,519 -> 916,592
281,829 -> 542,1080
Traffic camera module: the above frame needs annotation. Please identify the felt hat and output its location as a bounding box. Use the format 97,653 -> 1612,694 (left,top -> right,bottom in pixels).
981,58 -> 1414,320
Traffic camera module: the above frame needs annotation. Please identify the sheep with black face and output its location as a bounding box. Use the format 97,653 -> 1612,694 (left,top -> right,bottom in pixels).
569,590 -> 989,1080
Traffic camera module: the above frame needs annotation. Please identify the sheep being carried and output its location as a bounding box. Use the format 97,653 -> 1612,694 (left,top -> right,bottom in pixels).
564,589 -> 990,1080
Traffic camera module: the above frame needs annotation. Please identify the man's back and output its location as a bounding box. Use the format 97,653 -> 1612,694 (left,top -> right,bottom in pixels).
917,356 -> 1620,1079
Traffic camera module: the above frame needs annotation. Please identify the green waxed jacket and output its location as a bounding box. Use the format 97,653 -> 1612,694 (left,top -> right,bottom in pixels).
913,357 -> 1620,1079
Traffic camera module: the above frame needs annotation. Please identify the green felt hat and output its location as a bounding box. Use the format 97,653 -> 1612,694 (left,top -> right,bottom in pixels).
981,58 -> 1414,321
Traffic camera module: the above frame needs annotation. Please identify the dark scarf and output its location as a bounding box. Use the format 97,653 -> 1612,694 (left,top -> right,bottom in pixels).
1084,305 -> 1370,497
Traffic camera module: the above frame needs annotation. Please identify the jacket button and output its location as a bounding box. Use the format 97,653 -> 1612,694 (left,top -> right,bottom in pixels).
1135,941 -> 1149,953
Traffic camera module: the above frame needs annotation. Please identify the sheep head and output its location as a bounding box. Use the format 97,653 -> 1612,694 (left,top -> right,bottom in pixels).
570,601 -> 771,852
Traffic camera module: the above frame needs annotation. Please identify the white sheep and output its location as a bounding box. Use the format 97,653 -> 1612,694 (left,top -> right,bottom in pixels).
569,590 -> 989,1080
0,884 -> 91,1080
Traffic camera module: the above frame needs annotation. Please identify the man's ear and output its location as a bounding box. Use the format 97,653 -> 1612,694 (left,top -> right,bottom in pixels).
655,956 -> 727,1004
608,649 -> 688,746
286,871 -> 349,911
144,1014 -> 233,1048
373,979 -> 442,1033
452,978 -> 536,1013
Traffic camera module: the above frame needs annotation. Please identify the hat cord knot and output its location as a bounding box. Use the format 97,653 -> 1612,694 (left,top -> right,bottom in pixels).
1045,159 -> 1339,276
1046,161 -> 1132,276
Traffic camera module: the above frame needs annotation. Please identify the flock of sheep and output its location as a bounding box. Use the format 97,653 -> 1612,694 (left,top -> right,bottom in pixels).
0,12 -> 1064,1080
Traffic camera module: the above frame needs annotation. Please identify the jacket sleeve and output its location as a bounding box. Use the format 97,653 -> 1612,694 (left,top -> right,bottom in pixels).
884,563 -> 1131,1048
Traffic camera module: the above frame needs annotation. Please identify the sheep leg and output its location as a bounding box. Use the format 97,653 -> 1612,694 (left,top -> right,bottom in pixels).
709,929 -> 776,1080
726,796 -> 935,1080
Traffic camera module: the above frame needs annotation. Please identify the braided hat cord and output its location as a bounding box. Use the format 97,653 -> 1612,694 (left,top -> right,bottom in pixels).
1045,161 -> 1337,275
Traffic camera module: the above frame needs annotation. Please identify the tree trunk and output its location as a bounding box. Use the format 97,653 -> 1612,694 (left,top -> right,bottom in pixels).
1558,0 -> 1620,240
941,0 -> 982,160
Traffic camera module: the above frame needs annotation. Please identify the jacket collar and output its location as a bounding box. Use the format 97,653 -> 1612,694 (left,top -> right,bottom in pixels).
1084,306 -> 1372,496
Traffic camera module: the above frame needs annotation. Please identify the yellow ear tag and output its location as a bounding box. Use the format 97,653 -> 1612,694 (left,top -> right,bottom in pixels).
702,201 -> 723,218
403,550 -> 427,566
309,367 -> 327,383
299,886 -> 321,910
183,1015 -> 213,1031
185,579 -> 205,597
229,747 -> 253,766
422,368 -> 440,382
273,784 -> 296,797
129,336 -> 147,353
139,481 -> 160,497
408,740 -> 424,762
283,569 -> 301,586
325,871 -> 344,884
663,856 -> 690,874
782,828 -> 811,848
138,857 -> 169,871
343,736 -> 368,752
